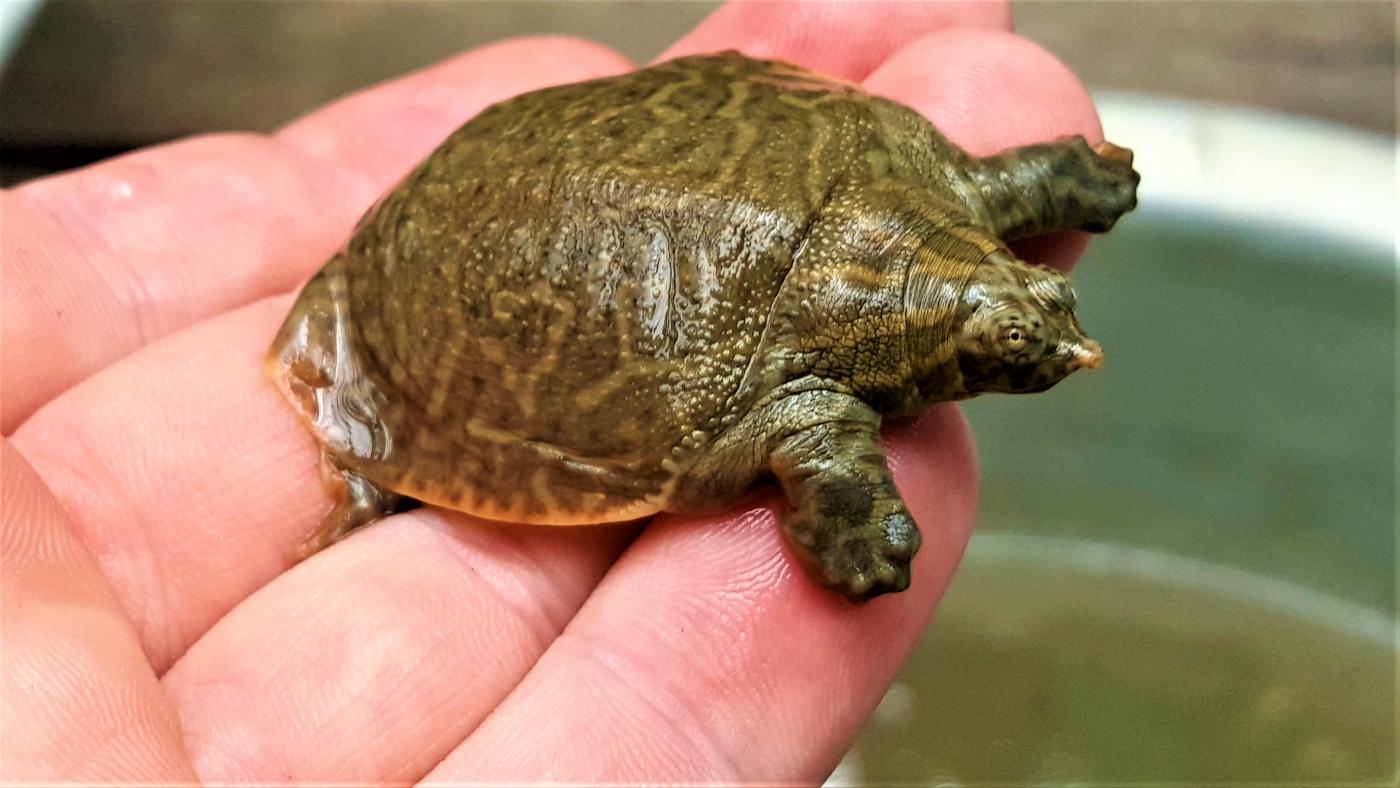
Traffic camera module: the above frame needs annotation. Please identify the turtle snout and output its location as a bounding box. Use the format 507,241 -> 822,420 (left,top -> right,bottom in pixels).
1066,338 -> 1104,371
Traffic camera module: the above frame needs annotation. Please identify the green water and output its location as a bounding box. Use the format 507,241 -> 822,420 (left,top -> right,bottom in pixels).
844,215 -> 1397,783
849,540 -> 1394,783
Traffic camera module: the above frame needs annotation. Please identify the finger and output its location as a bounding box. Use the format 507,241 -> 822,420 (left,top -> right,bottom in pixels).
862,29 -> 1104,269
1,37 -> 632,433
658,0 -> 1009,79
866,30 -> 1103,155
278,36 -> 632,207
1,136 -> 346,433
11,296 -> 329,673
0,439 -> 196,784
423,408 -> 977,784
163,513 -> 634,785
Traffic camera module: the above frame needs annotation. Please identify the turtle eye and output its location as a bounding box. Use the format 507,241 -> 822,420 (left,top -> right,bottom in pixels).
1004,327 -> 1028,351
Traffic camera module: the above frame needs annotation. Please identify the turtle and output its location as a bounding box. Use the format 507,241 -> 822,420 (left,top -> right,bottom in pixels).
267,52 -> 1139,601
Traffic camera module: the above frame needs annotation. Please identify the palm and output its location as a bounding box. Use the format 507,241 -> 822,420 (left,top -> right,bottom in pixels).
2,2 -> 1102,782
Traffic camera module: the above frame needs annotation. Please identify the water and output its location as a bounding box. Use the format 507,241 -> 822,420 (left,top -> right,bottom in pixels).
840,214 -> 1397,783
849,536 -> 1393,783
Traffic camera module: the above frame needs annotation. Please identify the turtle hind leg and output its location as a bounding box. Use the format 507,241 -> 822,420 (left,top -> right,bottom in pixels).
969,135 -> 1140,240
298,454 -> 413,558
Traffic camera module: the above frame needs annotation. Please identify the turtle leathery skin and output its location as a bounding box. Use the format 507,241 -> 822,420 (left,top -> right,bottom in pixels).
268,52 -> 1139,601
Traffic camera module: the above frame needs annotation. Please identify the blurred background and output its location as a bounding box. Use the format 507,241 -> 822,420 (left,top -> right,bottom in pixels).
1,1 -> 1394,784
0,1 -> 1393,182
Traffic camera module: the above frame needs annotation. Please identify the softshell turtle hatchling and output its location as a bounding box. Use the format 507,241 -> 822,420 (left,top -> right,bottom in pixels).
268,52 -> 1139,601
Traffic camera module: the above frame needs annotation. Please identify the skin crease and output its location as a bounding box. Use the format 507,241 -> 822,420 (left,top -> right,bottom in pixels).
2,2 -> 1111,784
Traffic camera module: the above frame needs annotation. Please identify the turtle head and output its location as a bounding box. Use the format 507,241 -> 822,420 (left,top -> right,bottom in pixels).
949,253 -> 1102,398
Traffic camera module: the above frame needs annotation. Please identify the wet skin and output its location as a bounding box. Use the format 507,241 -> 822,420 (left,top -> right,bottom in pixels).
269,52 -> 1139,601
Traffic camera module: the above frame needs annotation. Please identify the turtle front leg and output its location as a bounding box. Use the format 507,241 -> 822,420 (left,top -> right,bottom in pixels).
768,396 -> 920,602
967,135 -> 1139,240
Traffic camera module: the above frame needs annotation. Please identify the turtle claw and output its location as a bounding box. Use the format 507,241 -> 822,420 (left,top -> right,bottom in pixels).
1093,140 -> 1135,167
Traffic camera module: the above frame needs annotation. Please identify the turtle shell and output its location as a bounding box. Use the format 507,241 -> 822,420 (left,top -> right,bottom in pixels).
269,53 -> 916,523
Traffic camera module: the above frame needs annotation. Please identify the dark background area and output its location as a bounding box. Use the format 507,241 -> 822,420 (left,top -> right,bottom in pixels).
0,0 -> 1394,186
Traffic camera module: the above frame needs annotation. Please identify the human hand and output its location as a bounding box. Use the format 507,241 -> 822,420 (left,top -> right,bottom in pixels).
2,1 -> 1104,782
